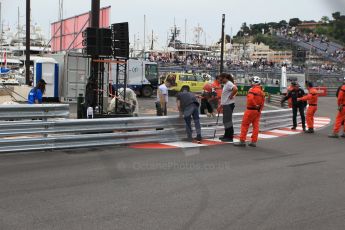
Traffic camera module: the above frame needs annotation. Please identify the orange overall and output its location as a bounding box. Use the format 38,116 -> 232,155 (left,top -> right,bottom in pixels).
333,85 -> 345,134
299,87 -> 318,129
239,85 -> 265,143
212,80 -> 223,112
212,80 -> 223,99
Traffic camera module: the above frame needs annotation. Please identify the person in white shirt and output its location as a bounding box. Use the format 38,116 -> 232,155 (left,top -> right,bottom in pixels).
218,73 -> 238,142
156,81 -> 170,116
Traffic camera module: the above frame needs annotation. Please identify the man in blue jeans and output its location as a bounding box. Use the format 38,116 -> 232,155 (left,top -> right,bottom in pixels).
177,91 -> 202,143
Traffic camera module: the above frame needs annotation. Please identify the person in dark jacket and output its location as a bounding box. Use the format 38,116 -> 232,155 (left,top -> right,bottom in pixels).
281,82 -> 306,131
177,90 -> 202,143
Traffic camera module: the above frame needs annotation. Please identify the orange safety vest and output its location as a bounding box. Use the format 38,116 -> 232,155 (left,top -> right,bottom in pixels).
212,80 -> 222,98
246,85 -> 265,110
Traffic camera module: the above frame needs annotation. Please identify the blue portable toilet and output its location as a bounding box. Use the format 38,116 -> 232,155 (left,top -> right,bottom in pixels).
33,57 -> 59,101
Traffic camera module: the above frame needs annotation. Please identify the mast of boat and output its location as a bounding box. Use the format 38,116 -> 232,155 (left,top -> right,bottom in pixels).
133,33 -> 135,57
17,7 -> 20,41
166,31 -> 169,52
173,17 -> 176,54
143,14 -> 146,58
184,18 -> 187,62
150,30 -> 154,50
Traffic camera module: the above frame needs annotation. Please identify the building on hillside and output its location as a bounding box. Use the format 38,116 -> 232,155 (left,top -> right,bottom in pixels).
297,22 -> 324,30
268,51 -> 292,64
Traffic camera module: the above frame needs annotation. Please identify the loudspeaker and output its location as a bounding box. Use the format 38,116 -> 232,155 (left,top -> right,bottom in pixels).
111,22 -> 129,59
82,27 -> 113,56
82,37 -> 97,47
83,46 -> 98,55
98,28 -> 112,56
113,48 -> 129,58
82,27 -> 98,38
112,23 -> 129,40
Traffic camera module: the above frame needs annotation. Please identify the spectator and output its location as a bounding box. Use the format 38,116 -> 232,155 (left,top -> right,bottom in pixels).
28,79 -> 46,104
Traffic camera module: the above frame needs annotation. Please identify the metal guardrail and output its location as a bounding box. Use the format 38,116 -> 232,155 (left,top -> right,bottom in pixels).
267,94 -> 287,108
0,104 -> 70,120
0,109 -> 294,153
327,87 -> 338,97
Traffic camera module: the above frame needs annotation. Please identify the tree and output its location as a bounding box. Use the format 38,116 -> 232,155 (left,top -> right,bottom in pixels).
289,18 -> 301,27
250,23 -> 269,35
218,34 -> 231,44
332,12 -> 341,21
240,22 -> 251,35
267,22 -> 280,29
278,20 -> 288,28
320,16 -> 330,24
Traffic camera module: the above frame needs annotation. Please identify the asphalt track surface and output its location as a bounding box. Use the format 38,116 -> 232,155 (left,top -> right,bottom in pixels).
1,97 -> 345,230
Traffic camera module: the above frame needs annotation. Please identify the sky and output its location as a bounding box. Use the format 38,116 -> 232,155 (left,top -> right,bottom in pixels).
1,0 -> 345,49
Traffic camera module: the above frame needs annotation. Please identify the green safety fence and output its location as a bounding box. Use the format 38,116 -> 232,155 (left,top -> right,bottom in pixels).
237,85 -> 281,96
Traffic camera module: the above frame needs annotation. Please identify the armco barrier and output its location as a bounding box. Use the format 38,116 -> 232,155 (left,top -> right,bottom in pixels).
0,109 -> 293,153
0,104 -> 70,120
267,94 -> 287,108
315,87 -> 328,97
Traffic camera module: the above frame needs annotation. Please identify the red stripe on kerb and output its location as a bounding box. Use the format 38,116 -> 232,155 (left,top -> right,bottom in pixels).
129,143 -> 178,149
261,131 -> 288,137
278,127 -> 302,132
199,140 -> 227,145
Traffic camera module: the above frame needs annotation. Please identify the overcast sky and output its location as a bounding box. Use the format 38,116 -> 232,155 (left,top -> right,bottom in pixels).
1,0 -> 345,49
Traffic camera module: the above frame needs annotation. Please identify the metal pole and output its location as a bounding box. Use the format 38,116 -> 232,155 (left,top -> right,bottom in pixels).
59,0 -> 63,51
88,0 -> 100,109
143,15 -> 146,58
184,19 -> 187,63
220,14 -> 225,74
25,0 -> 31,85
0,2 -> 1,37
0,2 -> 2,52
91,0 -> 100,28
18,7 -> 20,39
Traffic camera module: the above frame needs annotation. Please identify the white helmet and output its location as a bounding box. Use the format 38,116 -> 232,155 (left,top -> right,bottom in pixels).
252,76 -> 261,85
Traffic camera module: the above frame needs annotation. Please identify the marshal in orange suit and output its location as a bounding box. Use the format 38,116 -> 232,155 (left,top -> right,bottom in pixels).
234,76 -> 265,147
329,77 -> 345,138
297,82 -> 318,133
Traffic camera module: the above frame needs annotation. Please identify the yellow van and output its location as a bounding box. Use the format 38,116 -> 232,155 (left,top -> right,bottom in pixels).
163,73 -> 210,92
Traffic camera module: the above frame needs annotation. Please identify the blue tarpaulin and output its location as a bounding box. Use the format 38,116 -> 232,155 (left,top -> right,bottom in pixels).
0,67 -> 10,75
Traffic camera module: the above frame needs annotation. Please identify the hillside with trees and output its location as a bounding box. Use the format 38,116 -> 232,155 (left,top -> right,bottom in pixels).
232,12 -> 345,49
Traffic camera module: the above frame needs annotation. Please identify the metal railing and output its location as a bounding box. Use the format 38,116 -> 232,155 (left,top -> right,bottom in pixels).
267,94 -> 288,108
0,109 -> 293,153
0,104 -> 70,120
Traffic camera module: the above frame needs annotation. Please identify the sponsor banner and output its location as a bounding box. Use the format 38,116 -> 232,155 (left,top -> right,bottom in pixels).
236,85 -> 280,96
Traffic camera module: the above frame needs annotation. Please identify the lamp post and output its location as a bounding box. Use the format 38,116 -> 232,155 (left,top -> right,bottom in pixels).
25,0 -> 30,85
220,14 -> 225,74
